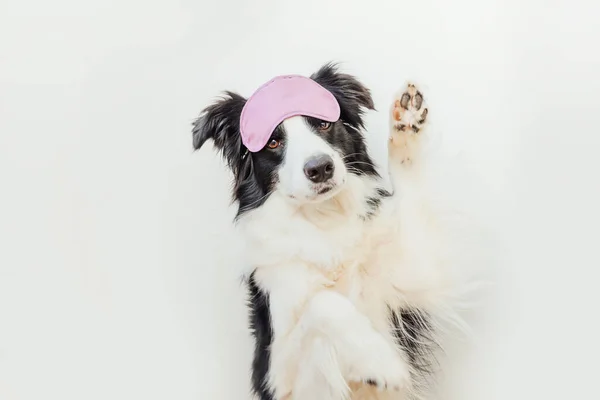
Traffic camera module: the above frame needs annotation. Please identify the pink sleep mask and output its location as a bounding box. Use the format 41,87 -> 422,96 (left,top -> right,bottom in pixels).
240,75 -> 341,152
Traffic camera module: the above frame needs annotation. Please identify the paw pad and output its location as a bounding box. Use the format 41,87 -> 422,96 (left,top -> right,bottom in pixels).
392,83 -> 428,134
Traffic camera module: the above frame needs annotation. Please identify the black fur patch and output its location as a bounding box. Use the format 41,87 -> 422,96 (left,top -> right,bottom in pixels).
310,62 -> 376,130
246,273 -> 275,400
192,93 -> 287,220
389,307 -> 438,382
365,188 -> 392,218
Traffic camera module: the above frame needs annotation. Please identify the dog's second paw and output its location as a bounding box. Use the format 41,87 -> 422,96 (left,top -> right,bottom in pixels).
346,336 -> 411,392
389,83 -> 429,164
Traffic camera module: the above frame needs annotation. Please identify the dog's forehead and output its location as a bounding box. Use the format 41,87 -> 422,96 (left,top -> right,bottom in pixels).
280,116 -> 313,136
240,75 -> 340,152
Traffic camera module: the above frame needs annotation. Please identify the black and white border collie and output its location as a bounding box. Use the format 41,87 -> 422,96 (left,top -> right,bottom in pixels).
192,63 -> 483,400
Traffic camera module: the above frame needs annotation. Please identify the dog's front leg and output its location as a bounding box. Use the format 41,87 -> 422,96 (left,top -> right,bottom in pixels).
290,290 -> 411,400
254,266 -> 410,400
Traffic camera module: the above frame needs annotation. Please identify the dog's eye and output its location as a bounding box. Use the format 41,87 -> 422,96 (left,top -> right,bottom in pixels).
267,139 -> 281,149
318,121 -> 331,131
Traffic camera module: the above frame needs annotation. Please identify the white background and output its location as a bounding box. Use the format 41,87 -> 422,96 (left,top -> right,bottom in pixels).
1,0 -> 599,399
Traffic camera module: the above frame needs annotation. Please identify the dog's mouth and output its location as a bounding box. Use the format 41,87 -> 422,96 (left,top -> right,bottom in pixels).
305,178 -> 346,202
286,182 -> 343,202
317,186 -> 333,195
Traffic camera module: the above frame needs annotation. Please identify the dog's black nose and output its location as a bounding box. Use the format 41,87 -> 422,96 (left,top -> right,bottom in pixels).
304,154 -> 335,183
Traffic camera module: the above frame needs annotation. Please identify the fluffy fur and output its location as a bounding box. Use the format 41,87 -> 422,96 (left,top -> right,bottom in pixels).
192,63 -> 484,400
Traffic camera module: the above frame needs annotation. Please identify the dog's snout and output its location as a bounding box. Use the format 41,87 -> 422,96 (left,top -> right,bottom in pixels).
303,154 -> 335,183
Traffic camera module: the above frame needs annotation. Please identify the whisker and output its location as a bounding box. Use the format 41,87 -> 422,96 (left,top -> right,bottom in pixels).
341,153 -> 368,160
347,167 -> 367,175
345,160 -> 377,168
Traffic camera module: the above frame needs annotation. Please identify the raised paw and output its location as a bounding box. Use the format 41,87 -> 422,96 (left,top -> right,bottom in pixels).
389,83 -> 429,163
391,83 -> 428,134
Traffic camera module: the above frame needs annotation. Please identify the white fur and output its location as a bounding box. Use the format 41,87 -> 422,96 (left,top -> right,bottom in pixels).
237,93 -> 485,400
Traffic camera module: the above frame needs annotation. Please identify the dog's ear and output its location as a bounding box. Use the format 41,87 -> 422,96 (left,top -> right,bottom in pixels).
310,62 -> 375,130
192,92 -> 247,173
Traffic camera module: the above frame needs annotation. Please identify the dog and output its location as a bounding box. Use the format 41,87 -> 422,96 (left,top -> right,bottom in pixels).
192,63 -> 484,400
